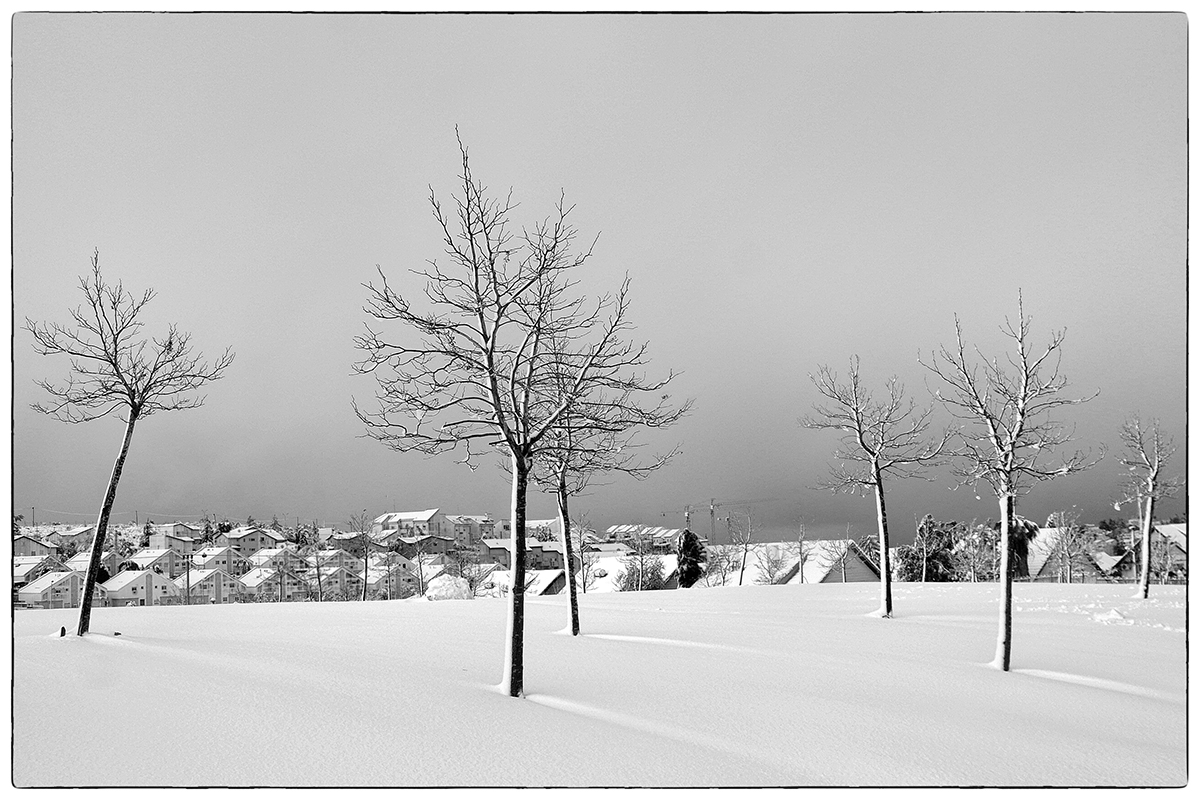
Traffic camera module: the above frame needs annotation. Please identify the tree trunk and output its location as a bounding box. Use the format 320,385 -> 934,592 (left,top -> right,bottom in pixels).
77,409 -> 139,636
361,532 -> 370,601
1139,487 -> 1155,599
993,493 -> 1015,671
556,475 -> 580,636
873,469 -> 893,617
502,453 -> 529,697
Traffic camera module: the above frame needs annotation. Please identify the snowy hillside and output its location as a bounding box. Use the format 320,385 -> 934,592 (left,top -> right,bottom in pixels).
13,583 -> 1186,787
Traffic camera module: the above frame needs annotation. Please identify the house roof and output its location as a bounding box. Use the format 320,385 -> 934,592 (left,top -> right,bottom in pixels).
102,570 -> 173,592
1025,527 -> 1064,579
444,514 -> 493,525
130,549 -> 174,565
225,526 -> 286,541
605,524 -> 682,541
195,546 -> 240,559
174,568 -> 235,588
374,509 -> 441,525
1155,523 -> 1187,552
21,571 -> 78,594
1090,550 -> 1132,573
483,568 -> 565,597
65,551 -> 114,568
14,533 -> 57,547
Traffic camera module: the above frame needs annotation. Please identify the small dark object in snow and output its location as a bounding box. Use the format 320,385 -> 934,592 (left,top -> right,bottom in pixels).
114,632 -> 122,637
59,626 -> 66,638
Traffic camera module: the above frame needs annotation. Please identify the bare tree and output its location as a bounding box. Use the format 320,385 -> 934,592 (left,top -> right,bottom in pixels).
26,252 -> 234,635
573,513 -> 600,594
350,510 -> 372,601
920,295 -> 1098,671
803,357 -> 952,617
727,509 -> 759,587
795,525 -> 809,584
753,544 -> 791,585
700,544 -> 736,587
532,374 -> 686,634
1046,509 -> 1092,584
352,137 -> 642,696
953,520 -> 995,583
1117,416 -> 1181,599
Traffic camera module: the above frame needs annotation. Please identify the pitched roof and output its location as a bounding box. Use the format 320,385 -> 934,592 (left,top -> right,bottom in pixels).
174,568 -> 235,588
101,570 -> 171,592
1155,523 -> 1187,552
1090,550 -> 1132,573
373,509 -> 441,525
483,568 -> 565,596
130,549 -> 174,565
1025,527 -> 1064,579
21,571 -> 78,594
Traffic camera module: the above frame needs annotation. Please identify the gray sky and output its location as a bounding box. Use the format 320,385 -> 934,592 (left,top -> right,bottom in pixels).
12,12 -> 1187,543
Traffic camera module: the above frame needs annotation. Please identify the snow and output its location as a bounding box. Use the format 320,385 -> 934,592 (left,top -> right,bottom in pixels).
424,574 -> 471,600
12,583 -> 1186,787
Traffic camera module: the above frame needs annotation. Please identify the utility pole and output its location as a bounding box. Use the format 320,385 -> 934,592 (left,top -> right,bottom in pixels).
710,498 -> 716,543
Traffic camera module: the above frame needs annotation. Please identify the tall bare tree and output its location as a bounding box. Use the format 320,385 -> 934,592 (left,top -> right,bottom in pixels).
802,357 -> 952,617
531,359 -> 687,634
352,137 -> 653,697
727,508 -> 759,587
1117,416 -> 1180,599
1046,509 -> 1093,584
26,252 -> 234,635
920,295 -> 1097,671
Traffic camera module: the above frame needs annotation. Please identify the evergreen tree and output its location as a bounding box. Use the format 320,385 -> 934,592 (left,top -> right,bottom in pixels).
676,529 -> 706,588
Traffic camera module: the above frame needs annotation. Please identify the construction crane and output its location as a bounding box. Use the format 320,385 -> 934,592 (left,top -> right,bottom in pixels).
663,497 -> 780,542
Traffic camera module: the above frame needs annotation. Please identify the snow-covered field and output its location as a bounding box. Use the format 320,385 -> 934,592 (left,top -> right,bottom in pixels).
12,583 -> 1186,787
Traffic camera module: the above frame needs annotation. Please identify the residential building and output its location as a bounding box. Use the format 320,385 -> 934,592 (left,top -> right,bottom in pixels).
444,514 -> 497,547
13,534 -> 59,558
151,522 -> 203,539
65,550 -> 121,579
307,549 -> 365,574
102,569 -> 181,607
396,534 -> 456,559
362,565 -> 418,598
604,525 -> 683,553
13,555 -> 69,590
372,509 -> 450,539
308,565 -> 364,599
128,548 -> 189,578
240,567 -> 309,601
18,571 -> 107,609
45,526 -> 96,549
477,538 -> 570,570
148,531 -> 199,556
214,526 -> 287,557
248,548 -> 309,574
174,569 -> 242,604
192,546 -> 251,577
480,568 -> 566,598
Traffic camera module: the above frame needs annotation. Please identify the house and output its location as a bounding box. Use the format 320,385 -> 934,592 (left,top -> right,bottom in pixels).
604,524 -> 683,553
128,548 -> 189,578
239,567 -> 309,601
395,534 -> 456,559
307,565 -> 364,600
307,549 -> 365,574
101,569 -> 180,607
476,538 -> 567,570
1023,528 -> 1107,584
1151,523 -> 1188,581
584,542 -> 631,556
174,569 -> 242,604
18,572 -> 107,609
443,515 -> 497,547
64,550 -> 121,580
13,534 -> 59,558
214,526 -> 287,557
328,531 -> 385,557
248,547 -> 309,574
480,568 -> 566,598
693,539 -> 879,587
782,540 -> 879,584
192,546 -> 251,577
148,532 -> 200,556
478,538 -> 513,568
13,555 -> 69,589
45,526 -> 96,549
151,522 -> 203,539
581,554 -> 681,592
361,564 -> 419,598
372,509 -> 450,539
1089,550 -> 1137,583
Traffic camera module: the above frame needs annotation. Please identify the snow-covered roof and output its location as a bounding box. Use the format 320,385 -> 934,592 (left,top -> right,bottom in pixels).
606,524 -> 682,541
582,555 -> 680,593
173,568 -> 233,588
225,526 -> 285,541
130,549 -> 173,564
444,514 -> 493,525
1025,527 -> 1062,579
21,571 -> 78,594
481,568 -> 564,597
240,567 -> 298,589
195,546 -> 239,559
374,509 -> 441,525
1155,523 -> 1187,553
65,551 -> 114,569
1090,551 -> 1131,573
102,570 -> 175,592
